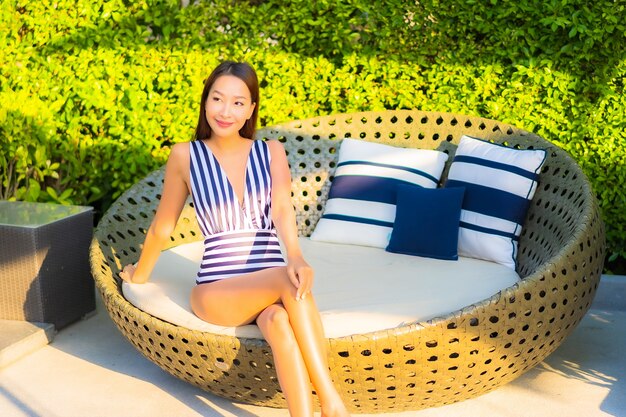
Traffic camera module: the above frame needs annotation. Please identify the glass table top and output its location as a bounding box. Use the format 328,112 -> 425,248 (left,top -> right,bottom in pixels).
0,201 -> 92,227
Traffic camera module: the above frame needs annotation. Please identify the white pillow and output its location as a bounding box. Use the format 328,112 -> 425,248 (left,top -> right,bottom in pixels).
445,135 -> 547,269
310,138 -> 448,248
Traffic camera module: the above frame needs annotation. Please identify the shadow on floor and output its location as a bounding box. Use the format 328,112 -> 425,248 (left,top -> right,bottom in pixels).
22,296 -> 276,417
511,310 -> 625,417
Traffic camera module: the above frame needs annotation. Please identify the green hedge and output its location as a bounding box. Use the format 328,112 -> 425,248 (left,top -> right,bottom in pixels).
1,0 -> 625,268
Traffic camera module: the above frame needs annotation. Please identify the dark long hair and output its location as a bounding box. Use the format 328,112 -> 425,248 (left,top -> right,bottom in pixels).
193,61 -> 260,141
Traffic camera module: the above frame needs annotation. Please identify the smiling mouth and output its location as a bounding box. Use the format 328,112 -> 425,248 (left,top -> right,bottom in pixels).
215,120 -> 234,128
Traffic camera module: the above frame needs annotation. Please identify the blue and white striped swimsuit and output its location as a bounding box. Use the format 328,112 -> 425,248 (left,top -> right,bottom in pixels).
190,139 -> 286,284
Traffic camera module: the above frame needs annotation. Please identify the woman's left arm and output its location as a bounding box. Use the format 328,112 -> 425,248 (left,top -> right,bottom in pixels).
267,139 -> 313,301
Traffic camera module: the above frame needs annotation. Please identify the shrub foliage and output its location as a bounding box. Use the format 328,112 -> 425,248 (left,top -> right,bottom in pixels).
1,0 -> 625,265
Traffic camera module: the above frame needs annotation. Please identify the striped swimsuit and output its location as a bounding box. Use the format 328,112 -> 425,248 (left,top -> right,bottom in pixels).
189,139 -> 286,284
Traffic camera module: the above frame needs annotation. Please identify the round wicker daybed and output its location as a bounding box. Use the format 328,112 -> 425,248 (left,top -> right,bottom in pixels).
90,110 -> 605,413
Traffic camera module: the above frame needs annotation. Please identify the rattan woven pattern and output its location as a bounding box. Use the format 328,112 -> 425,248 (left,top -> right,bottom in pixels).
1,205 -> 95,329
89,110 -> 605,412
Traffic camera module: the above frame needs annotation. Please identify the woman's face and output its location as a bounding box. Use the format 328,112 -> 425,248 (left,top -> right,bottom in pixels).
205,75 -> 256,139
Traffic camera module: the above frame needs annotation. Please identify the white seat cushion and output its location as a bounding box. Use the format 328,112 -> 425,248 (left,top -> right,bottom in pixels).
123,238 -> 520,339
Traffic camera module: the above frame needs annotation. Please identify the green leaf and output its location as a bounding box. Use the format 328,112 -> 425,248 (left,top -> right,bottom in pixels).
46,187 -> 58,199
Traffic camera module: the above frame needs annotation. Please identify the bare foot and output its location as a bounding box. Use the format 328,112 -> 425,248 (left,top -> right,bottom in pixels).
119,264 -> 136,283
321,399 -> 350,417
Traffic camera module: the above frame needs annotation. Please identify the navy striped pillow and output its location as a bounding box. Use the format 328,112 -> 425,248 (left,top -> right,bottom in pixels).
311,138 -> 448,248
445,135 -> 547,269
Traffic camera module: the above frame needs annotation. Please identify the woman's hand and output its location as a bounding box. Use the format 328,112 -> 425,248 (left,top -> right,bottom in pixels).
119,264 -> 137,284
286,256 -> 314,301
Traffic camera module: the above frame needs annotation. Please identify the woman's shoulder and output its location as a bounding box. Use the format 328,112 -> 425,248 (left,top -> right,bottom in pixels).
262,139 -> 289,170
166,142 -> 191,168
263,138 -> 286,155
169,142 -> 191,157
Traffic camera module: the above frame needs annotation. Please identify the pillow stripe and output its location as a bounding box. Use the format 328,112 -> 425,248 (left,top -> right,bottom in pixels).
337,160 -> 439,185
461,210 -> 520,236
452,155 -> 541,181
334,164 -> 439,189
459,221 -> 520,240
329,175 -> 418,204
323,198 -> 396,224
447,180 -> 531,224
321,213 -> 395,228
448,164 -> 540,198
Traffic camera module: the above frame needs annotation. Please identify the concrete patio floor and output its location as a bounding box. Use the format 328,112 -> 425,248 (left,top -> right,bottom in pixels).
1,275 -> 625,417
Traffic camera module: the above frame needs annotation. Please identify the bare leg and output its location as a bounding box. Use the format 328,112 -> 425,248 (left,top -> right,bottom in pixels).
191,267 -> 349,417
279,287 -> 348,417
257,304 -> 313,417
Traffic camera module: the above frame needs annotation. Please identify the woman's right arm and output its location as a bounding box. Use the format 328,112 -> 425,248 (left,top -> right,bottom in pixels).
120,143 -> 190,284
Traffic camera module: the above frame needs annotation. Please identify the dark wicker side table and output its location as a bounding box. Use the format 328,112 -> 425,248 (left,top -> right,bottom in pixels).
0,201 -> 95,329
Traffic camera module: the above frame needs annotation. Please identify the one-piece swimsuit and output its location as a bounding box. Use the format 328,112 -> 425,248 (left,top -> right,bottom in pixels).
189,139 -> 286,284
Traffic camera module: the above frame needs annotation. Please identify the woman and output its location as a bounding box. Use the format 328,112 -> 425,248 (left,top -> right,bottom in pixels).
119,61 -> 350,417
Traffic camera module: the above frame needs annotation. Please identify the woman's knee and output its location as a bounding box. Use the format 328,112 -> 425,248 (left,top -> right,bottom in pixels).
257,305 -> 294,344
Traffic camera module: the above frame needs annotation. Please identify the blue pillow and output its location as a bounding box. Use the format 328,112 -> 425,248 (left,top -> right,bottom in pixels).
445,135 -> 547,269
386,185 -> 465,260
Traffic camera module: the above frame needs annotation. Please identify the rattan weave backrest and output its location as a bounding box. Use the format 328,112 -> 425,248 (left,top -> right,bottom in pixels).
256,110 -> 598,278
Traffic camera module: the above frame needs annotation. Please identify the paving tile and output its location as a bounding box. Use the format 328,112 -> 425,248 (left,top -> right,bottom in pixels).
0,320 -> 55,368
